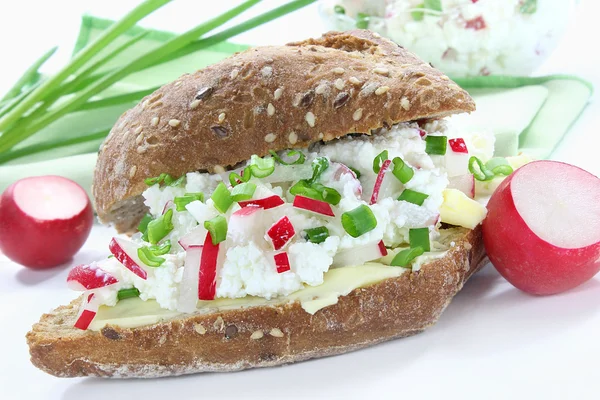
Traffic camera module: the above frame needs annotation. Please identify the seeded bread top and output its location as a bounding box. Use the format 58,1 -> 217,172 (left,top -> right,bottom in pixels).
93,30 -> 475,232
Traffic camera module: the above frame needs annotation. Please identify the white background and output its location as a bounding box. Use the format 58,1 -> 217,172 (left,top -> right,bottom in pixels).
0,1 -> 599,399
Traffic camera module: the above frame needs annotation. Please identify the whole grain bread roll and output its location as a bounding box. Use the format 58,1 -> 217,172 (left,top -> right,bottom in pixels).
93,30 -> 474,233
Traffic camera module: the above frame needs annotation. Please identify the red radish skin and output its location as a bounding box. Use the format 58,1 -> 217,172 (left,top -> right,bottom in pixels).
0,176 -> 93,268
448,138 -> 468,153
238,196 -> 284,210
74,310 -> 97,330
483,161 -> 600,295
266,216 -> 296,250
293,196 -> 335,217
370,159 -> 392,205
198,232 -> 219,300
109,238 -> 147,280
274,252 -> 291,273
67,264 -> 118,291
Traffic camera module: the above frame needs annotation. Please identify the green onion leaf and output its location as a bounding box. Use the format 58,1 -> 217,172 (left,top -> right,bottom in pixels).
356,12 -> 370,29
304,226 -> 330,244
520,0 -> 537,14
204,215 -> 228,245
398,189 -> 429,206
138,246 -> 166,267
0,46 -> 57,102
373,150 -> 389,173
485,157 -> 514,177
309,157 -> 329,184
409,228 -> 430,252
425,136 -> 447,155
424,0 -> 442,12
469,156 -> 496,181
290,179 -> 322,200
249,154 -> 275,178
390,247 -> 425,268
174,193 -> 204,211
269,149 -> 306,165
348,166 -> 361,179
231,182 -> 257,201
311,183 -> 341,205
334,5 -> 345,14
137,213 -> 153,234
391,157 -> 414,184
117,287 -> 140,301
146,209 -> 174,244
341,205 -> 378,238
211,182 -> 234,213
229,168 -> 252,187
148,240 -> 171,256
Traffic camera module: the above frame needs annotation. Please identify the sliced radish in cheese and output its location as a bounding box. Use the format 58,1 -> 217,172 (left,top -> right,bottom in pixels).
161,200 -> 173,215
266,216 -> 296,250
73,293 -> 100,330
178,225 -> 208,250
229,205 -> 262,244
239,195 -> 284,210
178,245 -> 203,313
448,174 -> 475,198
449,138 -> 468,153
332,162 -> 362,196
274,252 -> 291,273
293,195 -> 335,217
67,263 -> 118,291
370,159 -> 392,205
333,241 -> 388,267
198,233 -> 219,300
109,237 -> 147,280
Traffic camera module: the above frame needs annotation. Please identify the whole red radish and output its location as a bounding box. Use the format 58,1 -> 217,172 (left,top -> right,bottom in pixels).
0,176 -> 93,268
483,161 -> 600,295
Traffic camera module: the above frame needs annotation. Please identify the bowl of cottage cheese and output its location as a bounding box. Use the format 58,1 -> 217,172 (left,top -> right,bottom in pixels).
319,0 -> 574,77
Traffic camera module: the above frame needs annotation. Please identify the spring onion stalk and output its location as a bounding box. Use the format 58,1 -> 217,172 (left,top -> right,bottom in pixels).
204,215 -> 228,245
425,136 -> 447,155
0,46 -> 56,102
397,189 -> 429,206
269,150 -> 306,165
0,79 -> 43,119
231,182 -> 256,201
211,182 -> 234,213
341,205 -> 377,238
0,0 -> 263,152
117,287 -> 141,300
390,247 -> 424,268
391,157 -> 414,184
249,154 -> 275,178
146,209 -> 174,244
485,157 -> 514,176
373,150 -> 389,173
304,226 -> 330,244
469,156 -> 495,181
174,193 -> 204,211
409,228 -> 430,252
138,246 -> 166,267
149,240 -> 171,255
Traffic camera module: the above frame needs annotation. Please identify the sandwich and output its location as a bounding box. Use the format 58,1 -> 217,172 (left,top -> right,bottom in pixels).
27,30 -> 492,378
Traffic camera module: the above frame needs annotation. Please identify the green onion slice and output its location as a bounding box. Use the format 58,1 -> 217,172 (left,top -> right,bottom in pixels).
211,182 -> 234,213
137,213 -> 152,234
309,157 -> 329,184
356,12 -> 370,29
290,180 -> 321,199
269,149 -> 306,165
390,247 -> 425,268
373,150 -> 389,173
333,5 -> 345,14
391,157 -> 414,184
304,226 -> 330,244
469,156 -> 496,181
409,228 -> 430,252
148,240 -> 171,256
138,246 -> 166,267
398,189 -> 429,206
485,157 -> 514,177
249,154 -> 275,178
231,182 -> 256,201
290,180 -> 340,205
204,215 -> 228,245
341,205 -> 378,238
229,168 -> 252,187
170,175 -> 186,187
146,209 -> 174,244
348,166 -> 361,179
425,136 -> 447,155
117,287 -> 140,301
174,192 -> 204,211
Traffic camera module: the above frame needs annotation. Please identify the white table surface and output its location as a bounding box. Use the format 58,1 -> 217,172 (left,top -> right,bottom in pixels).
1,1 -> 599,399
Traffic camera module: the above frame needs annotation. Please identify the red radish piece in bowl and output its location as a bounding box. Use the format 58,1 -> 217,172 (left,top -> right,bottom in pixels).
483,161 -> 600,295
67,263 -> 118,291
0,176 -> 93,268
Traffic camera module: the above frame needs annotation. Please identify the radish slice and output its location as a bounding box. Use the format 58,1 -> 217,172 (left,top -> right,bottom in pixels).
229,205 -> 262,244
177,245 -> 202,313
198,233 -> 219,300
333,240 -> 388,267
370,159 -> 392,205
274,252 -> 291,273
448,174 -> 475,198
238,195 -> 284,210
332,162 -> 362,196
293,195 -> 335,217
109,237 -> 147,280
67,263 -> 118,291
73,293 -> 100,330
266,216 -> 296,250
448,138 -> 468,154
445,151 -> 470,177
178,225 -> 208,250
161,200 -> 173,215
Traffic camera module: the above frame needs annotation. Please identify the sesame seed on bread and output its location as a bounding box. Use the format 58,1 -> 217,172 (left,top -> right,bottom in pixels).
92,30 -> 475,233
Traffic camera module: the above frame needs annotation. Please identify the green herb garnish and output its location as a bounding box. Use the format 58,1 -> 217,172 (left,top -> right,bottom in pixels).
304,226 -> 330,244
174,192 -> 204,211
117,288 -> 140,301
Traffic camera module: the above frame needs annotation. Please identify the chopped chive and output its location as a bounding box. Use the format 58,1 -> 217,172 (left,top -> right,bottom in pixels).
398,189 -> 429,206
304,226 -> 330,244
333,5 -> 345,14
309,157 -> 329,184
341,205 -> 377,238
373,150 -> 389,173
146,209 -> 174,244
425,136 -> 447,155
390,247 -> 425,268
249,154 -> 275,178
391,157 -> 414,184
356,12 -> 370,29
117,287 -> 140,301
148,240 -> 171,256
204,215 -> 228,245
137,213 -> 153,234
211,182 -> 234,213
348,166 -> 361,179
174,192 -> 204,211
137,246 -> 166,267
485,157 -> 514,177
469,156 -> 496,181
409,228 -> 430,252
231,182 -> 256,201
269,149 -> 306,165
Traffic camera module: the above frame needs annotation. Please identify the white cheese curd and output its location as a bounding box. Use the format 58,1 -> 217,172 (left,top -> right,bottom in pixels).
87,121 -> 494,312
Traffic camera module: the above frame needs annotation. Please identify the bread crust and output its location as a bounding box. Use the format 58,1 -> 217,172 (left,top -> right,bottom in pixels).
27,226 -> 485,378
92,30 -> 475,233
